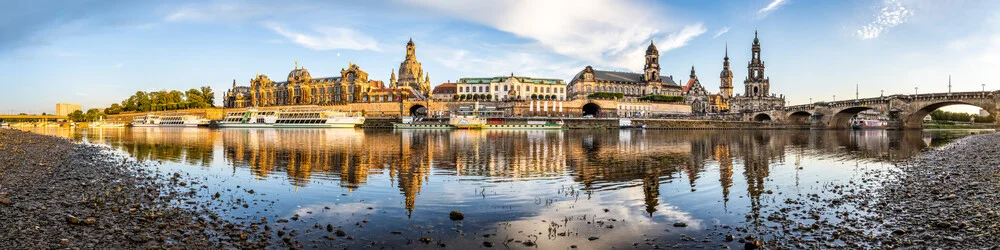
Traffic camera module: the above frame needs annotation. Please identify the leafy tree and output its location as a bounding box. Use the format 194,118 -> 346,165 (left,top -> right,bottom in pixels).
200,86 -> 215,107
638,95 -> 684,103
531,94 -> 537,100
587,92 -> 624,100
68,110 -> 85,122
84,108 -> 106,121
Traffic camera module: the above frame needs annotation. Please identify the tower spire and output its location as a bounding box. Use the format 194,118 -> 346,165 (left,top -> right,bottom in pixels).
725,40 -> 729,59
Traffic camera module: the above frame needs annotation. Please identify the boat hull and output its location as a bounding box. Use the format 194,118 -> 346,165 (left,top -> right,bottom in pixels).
392,123 -> 455,129
485,124 -> 563,130
131,124 -> 201,127
218,123 -> 361,128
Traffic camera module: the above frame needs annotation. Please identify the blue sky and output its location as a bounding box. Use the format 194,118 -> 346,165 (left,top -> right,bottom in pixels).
1,0 -> 997,114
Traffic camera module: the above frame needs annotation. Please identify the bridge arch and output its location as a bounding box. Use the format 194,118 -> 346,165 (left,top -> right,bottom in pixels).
904,101 -> 994,129
409,104 -> 427,117
786,111 -> 812,125
752,113 -> 772,122
582,102 -> 602,117
830,106 -> 875,129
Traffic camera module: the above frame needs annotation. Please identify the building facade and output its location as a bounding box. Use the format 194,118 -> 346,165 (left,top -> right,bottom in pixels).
731,31 -> 785,113
567,41 -> 682,101
56,103 -> 81,116
682,67 -> 710,114
391,38 -> 431,97
431,82 -> 456,101
712,44 -> 735,113
455,75 -> 567,101
224,62 -> 393,108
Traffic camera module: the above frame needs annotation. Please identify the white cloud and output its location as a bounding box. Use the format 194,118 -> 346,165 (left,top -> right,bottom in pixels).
856,0 -> 913,40
262,22 -> 380,52
404,0 -> 702,71
712,26 -> 730,39
757,0 -> 789,18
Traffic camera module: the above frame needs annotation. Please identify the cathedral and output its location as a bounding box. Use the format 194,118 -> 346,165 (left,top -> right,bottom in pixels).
567,41 -> 681,101
391,38 -> 431,98
730,31 -> 785,113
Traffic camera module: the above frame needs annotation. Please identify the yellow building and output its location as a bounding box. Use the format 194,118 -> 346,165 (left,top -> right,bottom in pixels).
56,103 -> 81,116
224,62 -> 388,108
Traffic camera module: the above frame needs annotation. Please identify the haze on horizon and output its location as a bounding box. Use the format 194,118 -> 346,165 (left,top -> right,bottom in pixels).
1,0 -> 997,114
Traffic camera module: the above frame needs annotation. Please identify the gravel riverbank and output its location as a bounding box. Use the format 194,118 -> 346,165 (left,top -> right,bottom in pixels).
0,129 -> 266,249
733,132 -> 1000,249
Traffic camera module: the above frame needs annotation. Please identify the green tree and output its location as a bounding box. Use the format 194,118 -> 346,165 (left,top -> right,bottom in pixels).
84,108 -> 105,121
68,110 -> 85,122
200,86 -> 215,107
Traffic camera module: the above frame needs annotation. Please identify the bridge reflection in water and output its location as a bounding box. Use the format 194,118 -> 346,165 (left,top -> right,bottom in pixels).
19,127 -> 981,248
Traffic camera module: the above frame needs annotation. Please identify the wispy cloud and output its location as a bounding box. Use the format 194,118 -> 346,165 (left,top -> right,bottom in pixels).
404,0 -> 702,71
757,0 -> 789,18
856,0 -> 913,40
657,24 -> 708,53
262,22 -> 379,51
712,26 -> 730,39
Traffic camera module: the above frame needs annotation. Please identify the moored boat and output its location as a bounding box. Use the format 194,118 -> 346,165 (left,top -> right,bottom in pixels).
218,108 -> 364,128
850,118 -> 886,130
131,114 -> 209,127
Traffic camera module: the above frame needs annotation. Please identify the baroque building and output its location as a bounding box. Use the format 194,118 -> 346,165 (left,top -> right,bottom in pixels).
731,31 -> 785,113
224,62 -> 393,108
682,66 -> 710,113
567,41 -> 681,101
392,38 -> 431,98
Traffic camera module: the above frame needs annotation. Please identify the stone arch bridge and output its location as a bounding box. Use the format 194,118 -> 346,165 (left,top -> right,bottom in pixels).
748,91 -> 999,129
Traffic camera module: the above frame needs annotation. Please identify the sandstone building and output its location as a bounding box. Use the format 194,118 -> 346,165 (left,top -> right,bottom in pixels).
391,38 -> 431,97
567,41 -> 682,101
731,31 -> 785,112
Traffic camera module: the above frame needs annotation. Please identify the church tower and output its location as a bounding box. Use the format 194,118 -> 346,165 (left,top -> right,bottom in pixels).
744,30 -> 770,97
719,42 -> 733,98
643,40 -> 661,82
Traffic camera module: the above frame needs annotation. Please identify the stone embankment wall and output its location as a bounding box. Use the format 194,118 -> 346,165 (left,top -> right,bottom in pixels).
107,108 -> 226,122
361,117 -> 806,130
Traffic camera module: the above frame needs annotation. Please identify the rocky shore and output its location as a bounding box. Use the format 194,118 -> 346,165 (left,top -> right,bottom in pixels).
0,129 -> 266,249
733,132 -> 1000,249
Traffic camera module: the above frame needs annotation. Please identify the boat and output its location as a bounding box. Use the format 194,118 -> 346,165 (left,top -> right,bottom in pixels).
131,114 -> 209,127
850,118 -> 886,130
484,119 -> 564,130
448,115 -> 486,129
217,108 -> 364,128
392,116 -> 455,129
619,118 -> 646,129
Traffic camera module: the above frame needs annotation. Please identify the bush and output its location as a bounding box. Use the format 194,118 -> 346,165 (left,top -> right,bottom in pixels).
587,92 -> 624,100
638,95 -> 684,103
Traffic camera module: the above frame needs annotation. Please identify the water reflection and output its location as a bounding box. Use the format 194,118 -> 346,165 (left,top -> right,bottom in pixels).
19,127 -> 987,248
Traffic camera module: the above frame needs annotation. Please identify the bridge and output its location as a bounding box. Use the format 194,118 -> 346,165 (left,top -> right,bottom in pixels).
749,91 -> 998,129
0,115 -> 69,122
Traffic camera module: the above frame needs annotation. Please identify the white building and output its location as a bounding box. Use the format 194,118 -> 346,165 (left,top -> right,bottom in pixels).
455,75 -> 566,101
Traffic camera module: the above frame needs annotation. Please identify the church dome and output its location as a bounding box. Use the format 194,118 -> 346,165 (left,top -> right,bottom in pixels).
288,67 -> 311,82
646,40 -> 658,54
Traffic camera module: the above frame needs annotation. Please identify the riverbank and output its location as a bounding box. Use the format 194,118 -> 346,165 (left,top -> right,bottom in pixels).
733,132 -> 1000,248
0,129 -> 266,249
358,117 -> 806,129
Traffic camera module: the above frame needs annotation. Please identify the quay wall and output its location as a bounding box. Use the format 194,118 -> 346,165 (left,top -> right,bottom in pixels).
361,117 -> 808,130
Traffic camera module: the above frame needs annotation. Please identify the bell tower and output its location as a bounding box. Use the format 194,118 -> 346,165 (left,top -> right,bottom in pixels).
643,40 -> 661,82
744,30 -> 769,97
719,42 -> 733,98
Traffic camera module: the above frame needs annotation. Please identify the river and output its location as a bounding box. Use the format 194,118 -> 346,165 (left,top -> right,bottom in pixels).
17,127 -> 989,248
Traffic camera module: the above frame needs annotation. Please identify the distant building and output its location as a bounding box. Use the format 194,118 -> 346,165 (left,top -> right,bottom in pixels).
56,103 -> 81,116
567,41 -> 682,101
456,75 -> 566,101
682,66 -> 710,114
730,31 -> 785,113
431,82 -> 457,101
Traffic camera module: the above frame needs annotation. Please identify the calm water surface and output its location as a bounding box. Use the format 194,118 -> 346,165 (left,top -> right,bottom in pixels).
21,128 -> 985,248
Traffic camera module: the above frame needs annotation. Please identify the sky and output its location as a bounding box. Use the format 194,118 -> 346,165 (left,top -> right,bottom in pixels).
1,0 -> 998,114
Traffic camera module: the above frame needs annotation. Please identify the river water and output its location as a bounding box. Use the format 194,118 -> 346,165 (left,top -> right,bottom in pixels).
19,128 -> 986,248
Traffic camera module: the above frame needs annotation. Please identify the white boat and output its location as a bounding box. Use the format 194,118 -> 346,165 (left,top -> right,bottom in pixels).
218,108 -> 364,128
619,118 -> 646,129
131,114 -> 209,127
850,118 -> 886,130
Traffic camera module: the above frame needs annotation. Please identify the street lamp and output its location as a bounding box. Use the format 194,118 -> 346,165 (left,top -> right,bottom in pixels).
833,95 -> 836,102
983,84 -> 987,92
914,87 -> 918,95
881,90 -> 884,97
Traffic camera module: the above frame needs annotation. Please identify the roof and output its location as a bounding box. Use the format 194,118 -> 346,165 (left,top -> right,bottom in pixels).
270,77 -> 341,87
432,83 -> 457,94
458,75 -> 564,85
571,68 -> 678,87
682,78 -> 703,93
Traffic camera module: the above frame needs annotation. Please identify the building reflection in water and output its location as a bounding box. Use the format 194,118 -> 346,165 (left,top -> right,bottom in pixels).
30,127 -> 972,218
